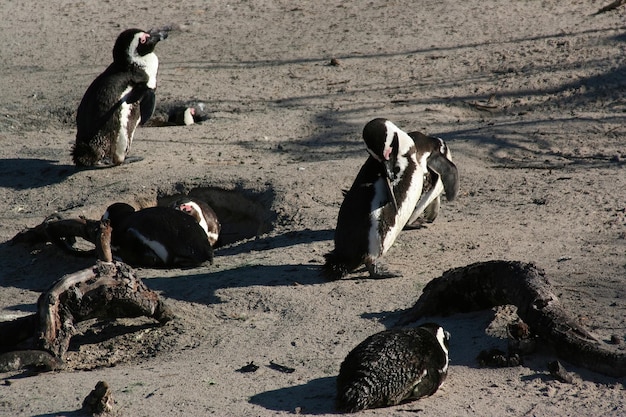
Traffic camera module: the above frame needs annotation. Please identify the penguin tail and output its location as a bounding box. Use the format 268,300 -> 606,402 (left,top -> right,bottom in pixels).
323,252 -> 353,280
335,383 -> 373,413
71,141 -> 99,167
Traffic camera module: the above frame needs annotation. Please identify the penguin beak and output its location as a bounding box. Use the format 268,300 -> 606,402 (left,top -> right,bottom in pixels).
147,26 -> 171,43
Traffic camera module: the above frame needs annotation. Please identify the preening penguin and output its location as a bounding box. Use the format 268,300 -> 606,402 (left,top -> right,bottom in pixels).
324,118 -> 423,279
336,323 -> 450,413
102,202 -> 213,268
72,27 -> 170,167
405,132 -> 459,228
172,197 -> 221,247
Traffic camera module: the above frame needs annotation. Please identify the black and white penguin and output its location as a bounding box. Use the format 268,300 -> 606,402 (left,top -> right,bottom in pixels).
102,202 -> 213,268
171,197 -> 221,247
324,118 -> 423,279
336,323 -> 450,413
168,106 -> 196,126
405,132 -> 459,228
72,27 -> 170,167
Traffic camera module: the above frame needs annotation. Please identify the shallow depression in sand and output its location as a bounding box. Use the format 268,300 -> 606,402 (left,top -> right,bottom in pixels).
157,186 -> 277,247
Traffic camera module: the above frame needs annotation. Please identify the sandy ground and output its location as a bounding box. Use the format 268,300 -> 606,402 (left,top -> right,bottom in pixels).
1,0 -> 625,416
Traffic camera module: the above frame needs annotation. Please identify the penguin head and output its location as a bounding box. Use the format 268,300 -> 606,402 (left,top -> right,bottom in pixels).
363,118 -> 415,181
418,322 -> 450,354
172,197 -> 220,245
102,202 -> 136,230
173,198 -> 205,224
112,27 -> 169,65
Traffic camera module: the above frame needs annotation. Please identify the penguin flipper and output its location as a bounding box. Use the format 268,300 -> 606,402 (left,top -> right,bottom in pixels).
120,83 -> 155,125
384,176 -> 399,213
139,89 -> 156,124
427,153 -> 459,201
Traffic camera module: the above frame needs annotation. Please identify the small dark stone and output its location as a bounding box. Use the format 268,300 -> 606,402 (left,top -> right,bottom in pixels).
82,380 -> 113,414
477,348 -> 522,367
547,360 -> 574,383
329,58 -> 340,66
236,361 -> 259,373
268,361 -> 295,373
609,334 -> 622,345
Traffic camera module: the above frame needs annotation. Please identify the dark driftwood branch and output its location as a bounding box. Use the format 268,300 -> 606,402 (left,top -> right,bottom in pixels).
594,0 -> 626,15
11,215 -> 101,256
0,221 -> 175,372
397,260 -> 626,378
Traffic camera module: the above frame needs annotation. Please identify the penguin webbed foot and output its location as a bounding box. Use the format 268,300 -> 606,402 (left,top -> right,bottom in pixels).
403,218 -> 432,230
122,156 -> 144,165
366,261 -> 402,279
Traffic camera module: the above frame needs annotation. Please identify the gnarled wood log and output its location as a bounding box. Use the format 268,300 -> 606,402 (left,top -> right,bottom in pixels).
0,221 -> 175,371
37,259 -> 175,359
397,260 -> 626,378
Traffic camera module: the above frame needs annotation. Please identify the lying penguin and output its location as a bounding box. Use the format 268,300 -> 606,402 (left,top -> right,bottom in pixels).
72,27 -> 170,167
324,118 -> 424,279
336,323 -> 450,413
102,202 -> 213,268
405,132 -> 459,228
171,197 -> 221,247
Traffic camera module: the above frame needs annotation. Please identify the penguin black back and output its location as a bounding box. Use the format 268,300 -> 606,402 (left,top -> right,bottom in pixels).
336,323 -> 450,413
102,203 -> 213,268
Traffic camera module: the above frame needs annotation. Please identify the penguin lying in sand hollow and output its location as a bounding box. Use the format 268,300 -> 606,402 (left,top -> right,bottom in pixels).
72,27 -> 170,167
102,202 -> 213,268
325,118 -> 453,279
336,323 -> 450,413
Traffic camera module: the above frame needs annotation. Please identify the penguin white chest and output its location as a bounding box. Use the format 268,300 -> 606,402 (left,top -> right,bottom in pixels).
113,86 -> 138,163
368,157 -> 423,257
137,53 -> 159,89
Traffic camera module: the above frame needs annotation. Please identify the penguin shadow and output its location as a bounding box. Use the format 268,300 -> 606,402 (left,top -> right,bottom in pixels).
30,411 -> 85,417
147,263 -> 324,305
0,158 -> 75,189
216,228 -> 333,256
249,376 -> 337,415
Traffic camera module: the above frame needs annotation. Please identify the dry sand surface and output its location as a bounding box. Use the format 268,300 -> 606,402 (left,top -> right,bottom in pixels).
1,1 -> 625,416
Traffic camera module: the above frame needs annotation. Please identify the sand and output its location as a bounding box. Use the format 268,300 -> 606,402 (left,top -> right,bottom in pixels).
0,1 -> 625,415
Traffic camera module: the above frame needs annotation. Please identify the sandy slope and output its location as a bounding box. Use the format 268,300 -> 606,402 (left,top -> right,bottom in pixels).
0,1 -> 625,416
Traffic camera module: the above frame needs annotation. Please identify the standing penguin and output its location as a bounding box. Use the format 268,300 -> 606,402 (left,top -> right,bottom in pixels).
102,202 -> 213,268
336,323 -> 450,413
324,118 -> 422,279
172,197 -> 221,247
72,27 -> 170,167
405,132 -> 459,228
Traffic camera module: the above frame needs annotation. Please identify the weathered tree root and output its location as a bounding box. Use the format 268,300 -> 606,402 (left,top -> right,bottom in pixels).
0,221 -> 175,372
397,260 -> 626,377
11,215 -> 101,256
36,259 -> 175,360
594,0 -> 626,15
